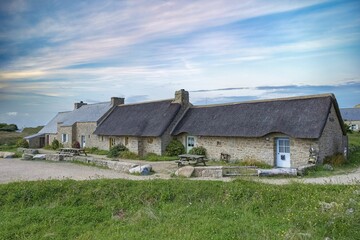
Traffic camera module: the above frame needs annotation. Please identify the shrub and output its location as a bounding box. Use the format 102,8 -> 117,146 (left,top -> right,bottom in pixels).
72,141 -> 80,149
323,153 -> 346,166
189,146 -> 207,156
107,144 -> 128,158
165,139 -> 185,156
119,150 -> 138,159
16,139 -> 29,148
239,157 -> 272,169
51,139 -> 60,150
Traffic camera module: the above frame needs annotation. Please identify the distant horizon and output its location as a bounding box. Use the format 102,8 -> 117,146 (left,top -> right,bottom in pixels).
1,0 -> 360,127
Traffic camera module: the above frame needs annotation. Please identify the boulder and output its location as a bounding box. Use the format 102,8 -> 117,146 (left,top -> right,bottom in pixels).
22,153 -> 34,160
129,164 -> 152,175
258,168 -> 297,177
175,166 -> 195,178
33,154 -> 47,160
322,164 -> 334,171
3,152 -> 15,158
46,154 -> 64,161
1,152 -> 16,158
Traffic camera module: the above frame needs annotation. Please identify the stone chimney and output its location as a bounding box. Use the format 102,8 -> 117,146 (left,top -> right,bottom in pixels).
172,89 -> 189,105
74,101 -> 87,109
111,97 -> 125,106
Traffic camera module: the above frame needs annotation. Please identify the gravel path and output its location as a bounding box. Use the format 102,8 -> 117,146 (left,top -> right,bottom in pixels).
0,158 -> 171,184
1,158 -> 360,185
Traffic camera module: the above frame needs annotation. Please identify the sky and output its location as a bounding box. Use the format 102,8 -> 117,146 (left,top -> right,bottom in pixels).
0,0 -> 360,128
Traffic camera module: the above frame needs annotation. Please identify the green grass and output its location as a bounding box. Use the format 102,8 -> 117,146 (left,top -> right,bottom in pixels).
0,179 -> 359,239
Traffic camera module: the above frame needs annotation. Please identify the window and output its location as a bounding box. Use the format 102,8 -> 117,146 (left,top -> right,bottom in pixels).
147,138 -> 153,144
61,134 -> 68,143
109,138 -> 116,148
125,137 -> 129,146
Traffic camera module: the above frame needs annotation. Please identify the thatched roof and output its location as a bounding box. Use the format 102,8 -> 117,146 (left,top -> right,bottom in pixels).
94,100 -> 181,137
340,108 -> 360,121
172,94 -> 345,139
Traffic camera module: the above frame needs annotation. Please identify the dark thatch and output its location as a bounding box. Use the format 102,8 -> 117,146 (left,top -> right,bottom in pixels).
94,100 -> 181,137
172,94 -> 345,139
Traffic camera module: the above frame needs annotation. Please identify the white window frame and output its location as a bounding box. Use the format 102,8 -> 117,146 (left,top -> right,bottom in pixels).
62,133 -> 68,143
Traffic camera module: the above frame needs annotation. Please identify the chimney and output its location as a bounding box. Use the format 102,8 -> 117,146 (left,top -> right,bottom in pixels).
74,101 -> 87,109
173,89 -> 189,105
111,97 -> 125,106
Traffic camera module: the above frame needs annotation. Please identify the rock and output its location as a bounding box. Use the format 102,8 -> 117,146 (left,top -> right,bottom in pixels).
3,152 -> 15,158
129,164 -> 152,175
33,154 -> 46,160
22,153 -> 34,160
175,166 -> 195,178
322,164 -> 334,171
258,168 -> 297,177
46,154 -> 64,161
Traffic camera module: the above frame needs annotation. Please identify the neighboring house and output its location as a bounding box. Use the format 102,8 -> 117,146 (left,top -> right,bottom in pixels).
25,111 -> 71,148
171,93 -> 347,168
93,89 -> 191,156
25,97 -> 123,148
340,107 -> 360,132
57,98 -> 124,148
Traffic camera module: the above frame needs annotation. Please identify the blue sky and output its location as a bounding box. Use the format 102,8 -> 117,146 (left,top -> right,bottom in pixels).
0,0 -> 360,128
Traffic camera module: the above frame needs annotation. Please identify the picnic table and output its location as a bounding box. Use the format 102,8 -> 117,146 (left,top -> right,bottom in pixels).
58,148 -> 87,156
175,154 -> 208,167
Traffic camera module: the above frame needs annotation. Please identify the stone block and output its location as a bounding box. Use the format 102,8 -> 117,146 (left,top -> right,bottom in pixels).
46,154 -> 64,161
193,166 -> 223,178
175,166 -> 195,178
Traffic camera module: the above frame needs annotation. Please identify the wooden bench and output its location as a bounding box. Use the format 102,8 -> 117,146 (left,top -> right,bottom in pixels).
176,154 -> 208,167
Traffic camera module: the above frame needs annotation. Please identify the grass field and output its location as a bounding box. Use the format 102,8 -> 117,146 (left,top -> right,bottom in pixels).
0,179 -> 359,239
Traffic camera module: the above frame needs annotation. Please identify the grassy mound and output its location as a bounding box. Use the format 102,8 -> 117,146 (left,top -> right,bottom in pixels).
0,179 -> 359,239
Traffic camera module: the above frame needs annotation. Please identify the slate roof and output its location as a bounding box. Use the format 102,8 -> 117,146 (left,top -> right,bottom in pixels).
340,108 -> 360,121
172,94 -> 345,139
94,100 -> 181,137
25,111 -> 71,139
61,102 -> 113,126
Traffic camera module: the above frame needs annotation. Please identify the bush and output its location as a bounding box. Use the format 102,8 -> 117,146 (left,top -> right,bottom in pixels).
51,139 -> 60,150
119,150 -> 138,159
323,153 -> 346,166
107,144 -> 128,158
189,146 -> 207,156
72,141 -> 80,149
16,139 -> 29,148
165,139 -> 185,156
239,158 -> 272,169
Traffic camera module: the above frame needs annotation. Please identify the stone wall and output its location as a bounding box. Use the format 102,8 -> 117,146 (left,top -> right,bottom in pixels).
27,137 -> 40,148
177,133 -> 318,168
47,134 -> 57,146
344,120 -> 360,132
74,122 -> 98,148
318,104 -> 346,162
57,125 -> 73,148
141,137 -> 162,155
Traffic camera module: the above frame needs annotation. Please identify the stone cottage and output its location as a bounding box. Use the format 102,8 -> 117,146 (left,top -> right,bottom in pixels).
57,98 -> 124,148
93,89 -> 191,156
171,93 -> 347,168
340,107 -> 360,132
25,111 -> 71,148
25,97 -> 123,148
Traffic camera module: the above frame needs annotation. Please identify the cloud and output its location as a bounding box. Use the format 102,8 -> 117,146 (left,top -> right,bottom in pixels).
6,112 -> 18,116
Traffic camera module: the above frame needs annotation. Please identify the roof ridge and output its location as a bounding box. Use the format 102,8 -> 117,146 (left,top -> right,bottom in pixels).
118,98 -> 174,107
191,93 -> 335,108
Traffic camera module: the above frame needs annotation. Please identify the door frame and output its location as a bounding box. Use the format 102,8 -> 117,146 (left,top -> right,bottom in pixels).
81,135 -> 86,148
276,138 -> 291,168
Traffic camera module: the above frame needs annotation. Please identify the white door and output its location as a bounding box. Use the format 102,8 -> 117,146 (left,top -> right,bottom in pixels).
187,136 -> 195,153
81,135 -> 86,148
276,138 -> 290,168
